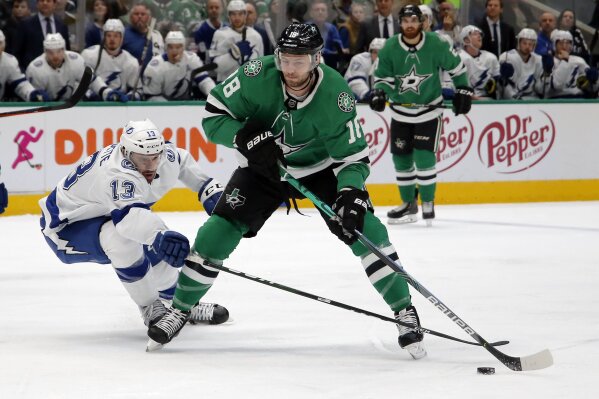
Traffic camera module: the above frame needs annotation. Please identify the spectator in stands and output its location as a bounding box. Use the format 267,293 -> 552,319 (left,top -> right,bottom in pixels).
339,2 -> 365,56
476,0 -> 516,58
14,0 -> 71,70
356,0 -> 398,52
502,0 -> 535,32
433,1 -> 461,45
122,2 -> 164,70
3,0 -> 31,55
545,30 -> 598,99
307,0 -> 345,68
246,1 -> 272,55
85,0 -> 114,48
558,9 -> 590,62
193,0 -> 225,64
534,12 -> 556,57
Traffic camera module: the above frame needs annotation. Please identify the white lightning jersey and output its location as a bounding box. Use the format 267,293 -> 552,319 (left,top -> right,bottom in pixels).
39,143 -> 210,245
546,55 -> 597,98
498,50 -> 544,99
26,51 -> 105,101
0,51 -> 37,101
458,49 -> 499,98
209,26 -> 264,82
143,51 -> 216,100
81,46 -> 139,93
344,52 -> 373,100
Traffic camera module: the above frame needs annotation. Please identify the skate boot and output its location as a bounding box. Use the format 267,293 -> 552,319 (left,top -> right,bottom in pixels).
387,200 -> 418,225
146,307 -> 191,351
189,302 -> 230,325
395,305 -> 426,359
422,201 -> 435,227
140,298 -> 168,327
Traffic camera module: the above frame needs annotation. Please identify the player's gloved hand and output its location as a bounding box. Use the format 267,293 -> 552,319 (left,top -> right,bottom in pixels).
230,40 -> 253,63
586,67 -> 599,83
369,88 -> 386,112
151,231 -> 190,267
235,119 -> 283,182
29,89 -> 50,102
499,62 -> 515,80
360,90 -> 372,103
541,55 -> 554,75
0,182 -> 8,214
327,188 -> 369,245
103,88 -> 129,103
441,87 -> 455,100
484,78 -> 497,95
452,86 -> 473,116
198,178 -> 224,216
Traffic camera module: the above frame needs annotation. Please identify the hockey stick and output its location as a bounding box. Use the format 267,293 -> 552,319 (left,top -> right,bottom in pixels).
185,255 -> 509,348
131,17 -> 156,99
0,66 -> 93,118
389,102 -> 450,111
280,167 -> 553,371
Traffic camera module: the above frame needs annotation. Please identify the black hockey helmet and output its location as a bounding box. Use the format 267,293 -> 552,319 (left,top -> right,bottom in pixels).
398,4 -> 424,22
276,23 -> 324,55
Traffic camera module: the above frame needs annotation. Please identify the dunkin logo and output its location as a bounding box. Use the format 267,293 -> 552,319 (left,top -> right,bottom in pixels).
478,112 -> 555,174
436,114 -> 474,173
356,111 -> 390,166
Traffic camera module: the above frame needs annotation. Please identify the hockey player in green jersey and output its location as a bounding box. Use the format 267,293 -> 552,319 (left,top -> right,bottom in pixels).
370,5 -> 473,226
147,23 -> 427,359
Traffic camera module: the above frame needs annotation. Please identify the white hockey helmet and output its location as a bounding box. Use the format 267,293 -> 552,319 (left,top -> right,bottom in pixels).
44,33 -> 66,50
418,5 -> 433,24
227,0 -> 246,13
120,119 -> 164,159
551,29 -> 573,49
165,30 -> 186,45
459,25 -> 483,46
103,19 -> 125,35
369,38 -> 386,52
516,28 -> 537,50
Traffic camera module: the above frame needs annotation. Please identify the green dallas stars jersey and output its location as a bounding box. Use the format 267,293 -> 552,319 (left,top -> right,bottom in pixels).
202,56 -> 370,190
374,32 -> 469,123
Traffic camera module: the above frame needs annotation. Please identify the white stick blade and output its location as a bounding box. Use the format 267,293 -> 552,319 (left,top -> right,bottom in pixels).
520,349 -> 553,371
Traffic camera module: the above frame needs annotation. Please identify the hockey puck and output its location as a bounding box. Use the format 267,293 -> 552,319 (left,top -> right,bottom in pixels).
477,367 -> 495,375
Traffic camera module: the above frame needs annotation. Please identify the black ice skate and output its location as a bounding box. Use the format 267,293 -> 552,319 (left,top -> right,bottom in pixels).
422,201 -> 435,227
395,305 -> 427,360
387,200 -> 418,225
146,307 -> 191,351
189,302 -> 230,325
140,298 -> 168,327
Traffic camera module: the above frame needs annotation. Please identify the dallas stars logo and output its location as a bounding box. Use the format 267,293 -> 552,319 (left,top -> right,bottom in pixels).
226,188 -> 246,209
243,60 -> 262,77
397,65 -> 432,95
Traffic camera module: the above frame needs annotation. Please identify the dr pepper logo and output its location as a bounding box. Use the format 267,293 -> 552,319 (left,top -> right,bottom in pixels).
478,112 -> 555,174
356,109 -> 390,166
436,114 -> 474,173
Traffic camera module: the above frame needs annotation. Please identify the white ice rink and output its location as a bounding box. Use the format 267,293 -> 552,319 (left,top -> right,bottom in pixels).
1,202 -> 598,399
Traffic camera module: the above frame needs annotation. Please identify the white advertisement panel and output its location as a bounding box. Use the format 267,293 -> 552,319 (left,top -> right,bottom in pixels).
1,102 -> 598,193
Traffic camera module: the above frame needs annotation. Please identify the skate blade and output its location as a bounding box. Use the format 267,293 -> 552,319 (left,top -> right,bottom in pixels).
405,342 -> 427,360
146,338 -> 164,352
425,219 -> 433,227
388,214 -> 418,225
189,317 -> 235,326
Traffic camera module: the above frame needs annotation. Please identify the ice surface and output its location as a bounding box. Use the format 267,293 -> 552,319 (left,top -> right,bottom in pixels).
1,202 -> 598,398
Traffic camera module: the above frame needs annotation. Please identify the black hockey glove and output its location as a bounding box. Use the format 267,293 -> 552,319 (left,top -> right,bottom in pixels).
484,78 -> 497,96
235,119 -> 283,182
369,88 -> 387,112
541,54 -> 554,75
452,86 -> 473,116
327,188 -> 369,245
0,182 -> 8,214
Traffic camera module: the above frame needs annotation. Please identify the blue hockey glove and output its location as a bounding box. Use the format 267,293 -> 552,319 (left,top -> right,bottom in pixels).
29,89 -> 50,102
499,62 -> 515,80
441,87 -> 455,100
151,231 -> 190,267
198,178 -> 224,216
586,67 -> 599,83
452,86 -> 473,116
369,88 -> 386,112
541,55 -> 554,75
0,183 -> 8,214
327,188 -> 369,245
104,88 -> 129,103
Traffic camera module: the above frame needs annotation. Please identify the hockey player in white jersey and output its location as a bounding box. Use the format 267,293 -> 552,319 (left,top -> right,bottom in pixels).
143,30 -> 216,101
498,28 -> 544,100
27,33 -> 129,102
39,119 -> 229,329
209,0 -> 264,82
0,29 -> 49,102
457,26 -> 500,100
81,19 -> 141,101
545,30 -> 599,98
345,38 -> 385,101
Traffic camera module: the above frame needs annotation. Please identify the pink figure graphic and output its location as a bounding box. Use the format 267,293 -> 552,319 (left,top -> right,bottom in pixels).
12,126 -> 44,169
